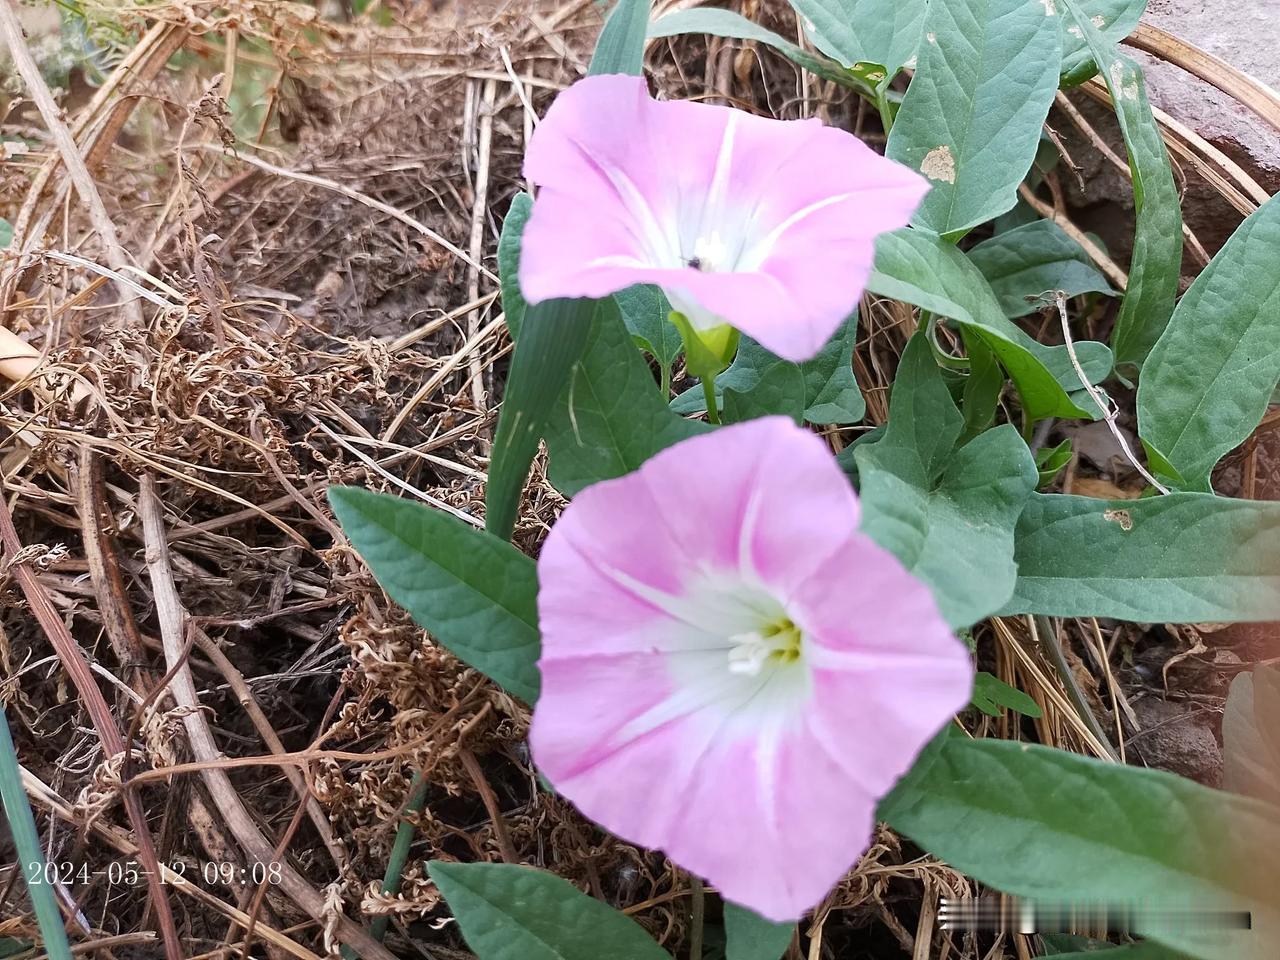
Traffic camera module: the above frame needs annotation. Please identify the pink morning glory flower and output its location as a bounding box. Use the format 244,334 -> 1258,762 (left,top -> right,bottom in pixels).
530,417 -> 973,921
518,76 -> 929,363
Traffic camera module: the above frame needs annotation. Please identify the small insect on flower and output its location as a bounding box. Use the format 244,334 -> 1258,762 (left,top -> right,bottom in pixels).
518,75 -> 930,363
530,417 -> 973,921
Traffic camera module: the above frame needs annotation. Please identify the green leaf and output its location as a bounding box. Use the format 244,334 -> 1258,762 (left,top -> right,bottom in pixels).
671,312 -> 864,425
0,938 -> 32,959
1136,193 -> 1280,489
545,298 -> 707,496
723,903 -> 793,960
1063,0 -> 1182,369
722,360 -> 806,425
329,487 -> 541,702
1002,492 -> 1280,623
497,194 -> 533,339
589,0 -> 652,76
0,218 -> 12,250
971,671 -> 1044,718
869,228 -> 1113,423
648,8 -> 866,90
1222,664 -> 1280,808
960,331 -> 1003,440
427,862 -> 671,960
1040,933 -> 1191,958
0,706 -> 74,960
1060,0 -> 1148,86
614,285 -> 682,379
486,298 -> 595,538
1035,437 -> 1073,488
797,311 -> 866,424
788,0 -> 929,85
886,0 -> 1063,240
879,736 -> 1280,960
969,220 -> 1116,318
855,336 -> 1038,627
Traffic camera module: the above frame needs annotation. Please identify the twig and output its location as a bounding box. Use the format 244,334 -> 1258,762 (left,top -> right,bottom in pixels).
1029,616 -> 1121,763
458,748 -> 519,864
1017,185 -> 1128,289
0,493 -> 183,960
19,765 -> 324,960
382,314 -> 507,444
0,0 -> 143,327
310,418 -> 484,527
190,142 -> 497,283
188,627 -> 346,870
1053,293 -> 1170,494
1124,23 -> 1280,133
465,79 -> 498,412
137,475 -> 400,960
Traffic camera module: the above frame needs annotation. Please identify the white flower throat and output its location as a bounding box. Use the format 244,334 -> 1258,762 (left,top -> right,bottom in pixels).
727,617 -> 803,676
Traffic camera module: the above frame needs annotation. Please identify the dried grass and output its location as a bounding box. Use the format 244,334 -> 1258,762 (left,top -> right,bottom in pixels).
0,1 -> 1265,958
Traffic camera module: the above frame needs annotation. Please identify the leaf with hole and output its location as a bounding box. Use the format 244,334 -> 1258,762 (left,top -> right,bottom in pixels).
855,335 -> 1037,628
886,0 -> 1063,239
1137,193 -> 1280,490
428,861 -> 672,960
1001,492 -> 1280,623
787,0 -> 929,87
329,486 -> 541,702
1060,0 -> 1149,86
968,219 -> 1115,318
869,228 -> 1113,424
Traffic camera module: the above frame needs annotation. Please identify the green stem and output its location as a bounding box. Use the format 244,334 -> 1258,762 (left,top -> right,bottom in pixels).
660,363 -> 671,400
874,86 -> 895,134
0,706 -> 74,960
702,373 -> 721,425
339,770 -> 430,956
688,875 -> 705,960
1033,616 -> 1121,762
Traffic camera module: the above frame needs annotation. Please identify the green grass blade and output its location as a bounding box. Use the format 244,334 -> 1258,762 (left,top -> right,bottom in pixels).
589,0 -> 652,76
0,706 -> 73,960
484,298 -> 595,540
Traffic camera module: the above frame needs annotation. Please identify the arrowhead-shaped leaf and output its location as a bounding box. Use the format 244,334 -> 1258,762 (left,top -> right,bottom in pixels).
968,219 -> 1116,318
1001,492 -> 1280,622
330,487 -> 541,702
880,735 -> 1280,960
1063,0 -> 1182,370
855,336 -> 1037,627
869,228 -> 1113,424
1137,193 -> 1280,489
887,0 -> 1063,239
428,861 -> 672,960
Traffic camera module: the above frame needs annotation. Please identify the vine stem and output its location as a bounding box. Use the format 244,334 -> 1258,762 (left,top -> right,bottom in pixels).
702,373 -> 721,425
1054,293 -> 1170,494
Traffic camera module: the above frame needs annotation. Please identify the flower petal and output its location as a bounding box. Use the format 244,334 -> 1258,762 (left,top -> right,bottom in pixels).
795,534 -> 974,797
532,417 -> 972,922
519,75 -> 930,362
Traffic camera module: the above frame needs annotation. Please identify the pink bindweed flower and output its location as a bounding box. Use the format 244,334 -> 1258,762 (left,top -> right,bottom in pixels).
518,75 -> 930,363
531,417 -> 973,921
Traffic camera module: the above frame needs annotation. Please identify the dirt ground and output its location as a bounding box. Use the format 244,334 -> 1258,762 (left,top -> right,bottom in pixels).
0,1 -> 1275,958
